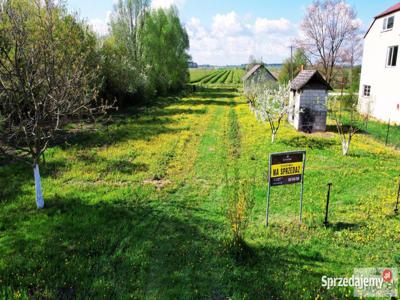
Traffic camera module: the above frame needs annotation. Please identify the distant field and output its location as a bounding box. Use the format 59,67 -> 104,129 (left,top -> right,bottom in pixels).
190,68 -> 245,85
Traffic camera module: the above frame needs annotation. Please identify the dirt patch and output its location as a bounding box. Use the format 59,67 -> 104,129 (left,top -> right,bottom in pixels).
308,131 -> 336,139
143,179 -> 171,189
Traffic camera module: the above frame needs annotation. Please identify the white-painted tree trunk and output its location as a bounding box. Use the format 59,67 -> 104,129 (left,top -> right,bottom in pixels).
342,140 -> 350,156
34,164 -> 44,209
271,132 -> 276,143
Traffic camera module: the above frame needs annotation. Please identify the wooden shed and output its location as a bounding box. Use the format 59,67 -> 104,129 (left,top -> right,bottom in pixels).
289,70 -> 332,133
243,64 -> 277,89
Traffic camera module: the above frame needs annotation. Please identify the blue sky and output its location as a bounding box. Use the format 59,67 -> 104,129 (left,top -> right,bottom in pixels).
67,0 -> 398,65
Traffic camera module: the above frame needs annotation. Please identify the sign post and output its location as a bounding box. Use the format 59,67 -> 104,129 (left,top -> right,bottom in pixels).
265,150 -> 306,226
395,175 -> 400,214
324,183 -> 333,226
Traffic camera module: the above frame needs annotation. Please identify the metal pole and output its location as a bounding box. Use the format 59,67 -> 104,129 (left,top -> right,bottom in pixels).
299,152 -> 306,224
395,175 -> 400,214
290,45 -> 294,81
266,154 -> 272,227
385,119 -> 391,145
324,183 -> 333,226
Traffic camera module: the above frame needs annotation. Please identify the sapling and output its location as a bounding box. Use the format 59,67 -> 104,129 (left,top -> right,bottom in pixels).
328,93 -> 367,156
254,84 -> 290,143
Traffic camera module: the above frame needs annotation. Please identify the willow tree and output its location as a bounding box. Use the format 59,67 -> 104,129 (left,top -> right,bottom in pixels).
105,2 -> 190,102
141,7 -> 190,95
0,0 -> 110,208
106,0 -> 150,100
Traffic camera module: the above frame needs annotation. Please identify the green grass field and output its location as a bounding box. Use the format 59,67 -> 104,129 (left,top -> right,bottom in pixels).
190,68 -> 245,85
1,87 -> 399,299
364,119 -> 400,149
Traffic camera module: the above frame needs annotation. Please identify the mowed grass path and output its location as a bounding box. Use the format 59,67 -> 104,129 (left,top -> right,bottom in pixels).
0,87 -> 400,299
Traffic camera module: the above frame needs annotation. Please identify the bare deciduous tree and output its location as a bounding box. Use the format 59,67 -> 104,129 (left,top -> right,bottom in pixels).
339,29 -> 363,89
297,0 -> 360,84
0,0 -> 112,208
328,93 -> 368,155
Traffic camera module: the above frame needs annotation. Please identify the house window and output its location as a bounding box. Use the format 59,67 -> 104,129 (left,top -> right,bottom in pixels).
387,46 -> 398,66
363,85 -> 371,97
383,16 -> 395,31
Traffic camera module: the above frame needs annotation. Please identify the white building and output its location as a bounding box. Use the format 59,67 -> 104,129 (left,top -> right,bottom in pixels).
359,2 -> 400,123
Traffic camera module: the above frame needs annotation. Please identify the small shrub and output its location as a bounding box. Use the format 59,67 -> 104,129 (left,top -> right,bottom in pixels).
224,170 -> 256,262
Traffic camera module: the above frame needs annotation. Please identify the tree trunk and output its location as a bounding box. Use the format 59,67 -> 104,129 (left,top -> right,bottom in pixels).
271,132 -> 276,143
342,140 -> 350,156
34,164 -> 45,209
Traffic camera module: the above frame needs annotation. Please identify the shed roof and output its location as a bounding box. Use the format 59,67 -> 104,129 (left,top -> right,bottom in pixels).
291,70 -> 332,91
242,64 -> 277,81
365,2 -> 400,38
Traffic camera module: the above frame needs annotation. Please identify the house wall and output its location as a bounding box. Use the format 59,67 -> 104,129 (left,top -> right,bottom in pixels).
289,91 -> 301,130
359,11 -> 400,123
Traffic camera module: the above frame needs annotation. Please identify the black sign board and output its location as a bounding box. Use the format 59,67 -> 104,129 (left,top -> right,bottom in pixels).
270,152 -> 304,186
266,151 -> 306,226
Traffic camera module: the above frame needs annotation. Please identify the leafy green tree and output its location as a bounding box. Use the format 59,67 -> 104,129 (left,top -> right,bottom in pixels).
102,0 -> 149,104
99,36 -> 144,106
141,7 -> 190,96
105,1 -> 189,103
0,0 -> 110,208
279,49 -> 308,83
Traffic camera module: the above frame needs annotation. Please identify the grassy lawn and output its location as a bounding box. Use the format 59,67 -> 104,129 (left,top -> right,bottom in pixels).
363,119 -> 400,149
1,86 -> 400,299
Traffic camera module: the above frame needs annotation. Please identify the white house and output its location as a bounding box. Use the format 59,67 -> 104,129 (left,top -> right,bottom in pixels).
359,2 -> 400,123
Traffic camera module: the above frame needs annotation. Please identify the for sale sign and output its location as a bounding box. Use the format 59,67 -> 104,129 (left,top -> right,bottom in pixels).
269,152 -> 304,186
265,150 -> 306,226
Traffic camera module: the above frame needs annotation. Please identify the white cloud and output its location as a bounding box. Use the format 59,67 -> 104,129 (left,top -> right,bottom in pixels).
186,12 -> 299,65
89,11 -> 112,37
212,12 -> 244,37
253,17 -> 291,34
152,0 -> 185,9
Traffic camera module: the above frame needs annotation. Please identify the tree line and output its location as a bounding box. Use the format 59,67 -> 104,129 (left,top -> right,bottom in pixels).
0,0 -> 190,208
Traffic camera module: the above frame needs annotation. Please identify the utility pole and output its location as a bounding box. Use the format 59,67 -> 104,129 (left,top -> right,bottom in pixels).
289,45 -> 294,81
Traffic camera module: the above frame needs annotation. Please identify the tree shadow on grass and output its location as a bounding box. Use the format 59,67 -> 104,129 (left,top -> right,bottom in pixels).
326,222 -> 361,232
325,124 -> 367,135
183,99 -> 241,107
56,123 -> 184,150
194,93 -> 238,99
0,162 -> 33,205
55,98 -> 212,150
280,135 -> 338,150
104,159 -> 149,175
0,195 -> 338,299
194,87 -> 239,93
147,108 -> 208,117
